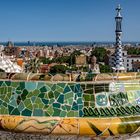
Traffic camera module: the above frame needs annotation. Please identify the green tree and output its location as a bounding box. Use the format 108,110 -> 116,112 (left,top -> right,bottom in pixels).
40,57 -> 52,64
91,47 -> 107,62
28,58 -> 41,73
49,65 -> 68,74
99,64 -> 112,73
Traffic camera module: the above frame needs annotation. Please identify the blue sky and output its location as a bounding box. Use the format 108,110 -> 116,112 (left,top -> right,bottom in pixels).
0,0 -> 139,42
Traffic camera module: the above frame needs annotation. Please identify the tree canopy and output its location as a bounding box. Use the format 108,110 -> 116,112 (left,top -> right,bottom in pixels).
90,47 -> 107,62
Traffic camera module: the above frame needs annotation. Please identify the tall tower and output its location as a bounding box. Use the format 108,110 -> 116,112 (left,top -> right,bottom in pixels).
113,5 -> 125,72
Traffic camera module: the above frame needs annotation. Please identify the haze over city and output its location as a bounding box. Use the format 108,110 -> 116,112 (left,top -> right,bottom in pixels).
0,0 -> 140,42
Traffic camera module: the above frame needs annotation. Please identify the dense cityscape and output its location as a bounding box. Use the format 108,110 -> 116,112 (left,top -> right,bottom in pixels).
0,41 -> 140,75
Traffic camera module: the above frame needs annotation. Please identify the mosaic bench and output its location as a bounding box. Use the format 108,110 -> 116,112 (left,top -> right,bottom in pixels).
0,72 -> 140,138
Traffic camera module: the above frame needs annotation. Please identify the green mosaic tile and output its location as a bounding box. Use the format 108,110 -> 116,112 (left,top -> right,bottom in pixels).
90,102 -> 95,107
17,96 -> 22,105
0,81 -> 85,117
0,87 -> 5,94
2,102 -> 7,107
11,82 -> 19,88
0,107 -> 8,115
86,84 -> 94,89
24,99 -> 32,106
74,111 -> 79,117
20,82 -> 25,90
48,91 -> 54,99
8,105 -> 14,114
41,98 -> 49,105
33,109 -> 43,116
53,103 -> 61,108
60,110 -> 67,117
54,91 -> 61,99
62,105 -> 66,110
27,90 -> 39,98
18,102 -> 25,111
34,97 -> 42,104
44,111 -> 50,116
51,84 -> 56,91
64,92 -> 73,100
84,101 -> 89,106
3,96 -> 9,103
56,85 -> 63,93
0,81 -> 3,86
38,93 -> 45,98
69,85 -> 75,92
37,82 -> 45,89
21,89 -> 28,100
81,84 -> 86,91
79,105 -> 83,110
77,92 -> 82,97
43,104 -> 49,109
67,111 -> 74,117
79,110 -> 83,116
76,84 -> 82,92
1,82 -> 7,87
7,87 -> 12,92
11,108 -> 20,115
0,99 -> 2,105
27,103 -> 33,110
46,105 -> 54,116
85,89 -> 93,94
33,103 -> 39,108
9,99 -> 17,107
65,105 -> 71,111
77,98 -> 83,104
83,94 -> 91,101
25,82 -> 37,91
22,109 -> 32,116
57,83 -> 66,88
53,108 -> 61,116
67,98 -> 73,105
38,102 -> 45,108
72,105 -> 78,110
16,86 -> 22,90
49,98 -> 55,104
31,96 -> 36,103
57,94 -> 64,104
40,86 -> 47,92
64,86 -> 71,93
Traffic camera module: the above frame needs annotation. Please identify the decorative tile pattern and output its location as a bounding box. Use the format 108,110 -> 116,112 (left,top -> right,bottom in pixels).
0,81 -> 83,117
0,72 -> 140,136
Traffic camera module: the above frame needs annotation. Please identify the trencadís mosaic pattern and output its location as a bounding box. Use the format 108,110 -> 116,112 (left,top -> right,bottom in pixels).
0,80 -> 140,117
0,81 -> 84,117
0,72 -> 140,137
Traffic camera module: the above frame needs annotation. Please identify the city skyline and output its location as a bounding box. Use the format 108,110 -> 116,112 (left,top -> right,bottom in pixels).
0,0 -> 140,42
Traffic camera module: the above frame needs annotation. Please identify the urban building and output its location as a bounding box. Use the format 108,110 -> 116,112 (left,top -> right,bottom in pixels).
109,50 -> 140,71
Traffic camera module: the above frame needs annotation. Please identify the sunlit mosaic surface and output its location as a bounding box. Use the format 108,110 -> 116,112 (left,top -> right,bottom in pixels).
0,72 -> 140,137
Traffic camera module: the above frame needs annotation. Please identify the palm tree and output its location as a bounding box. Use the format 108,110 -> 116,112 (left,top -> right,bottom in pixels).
27,58 -> 41,73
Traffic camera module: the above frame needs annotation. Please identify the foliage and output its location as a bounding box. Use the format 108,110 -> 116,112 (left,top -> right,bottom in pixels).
90,47 -> 107,62
40,57 -> 51,64
49,65 -> 68,74
127,48 -> 140,55
26,58 -> 40,73
40,50 -> 82,66
99,64 -> 112,73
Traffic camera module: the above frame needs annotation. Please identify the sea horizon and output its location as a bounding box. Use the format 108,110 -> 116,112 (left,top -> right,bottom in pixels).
1,41 -> 140,47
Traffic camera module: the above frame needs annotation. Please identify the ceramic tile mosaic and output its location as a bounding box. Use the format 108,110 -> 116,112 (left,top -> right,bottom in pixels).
0,78 -> 140,117
0,81 -> 84,117
0,72 -> 140,137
